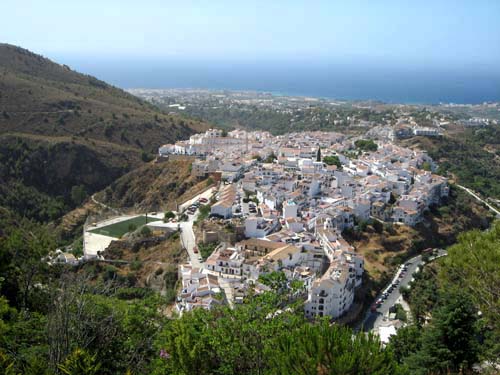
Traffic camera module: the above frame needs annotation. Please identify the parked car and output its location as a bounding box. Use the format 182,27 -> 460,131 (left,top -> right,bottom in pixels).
193,246 -> 199,253
199,197 -> 208,203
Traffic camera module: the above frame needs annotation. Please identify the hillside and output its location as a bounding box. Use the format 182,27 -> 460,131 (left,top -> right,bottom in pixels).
0,44 -> 208,220
95,158 -> 211,211
400,126 -> 500,201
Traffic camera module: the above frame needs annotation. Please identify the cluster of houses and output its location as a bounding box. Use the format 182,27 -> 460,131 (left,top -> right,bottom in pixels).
167,130 -> 449,319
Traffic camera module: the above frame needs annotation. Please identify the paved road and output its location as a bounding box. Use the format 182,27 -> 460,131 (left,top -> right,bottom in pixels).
362,255 -> 423,331
179,187 -> 215,212
456,184 -> 500,217
362,249 -> 447,332
178,188 -> 217,268
179,215 -> 203,268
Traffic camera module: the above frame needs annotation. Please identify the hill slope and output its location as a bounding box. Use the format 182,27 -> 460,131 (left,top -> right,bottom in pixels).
0,44 -> 207,220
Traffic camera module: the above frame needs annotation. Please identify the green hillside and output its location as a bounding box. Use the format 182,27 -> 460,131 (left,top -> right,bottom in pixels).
0,44 -> 207,220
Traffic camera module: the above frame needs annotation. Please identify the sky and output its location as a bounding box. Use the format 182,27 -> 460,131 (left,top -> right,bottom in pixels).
1,1 -> 500,103
2,0 -> 499,66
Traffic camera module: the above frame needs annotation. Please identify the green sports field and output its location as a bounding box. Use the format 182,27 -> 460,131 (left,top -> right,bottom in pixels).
89,216 -> 151,238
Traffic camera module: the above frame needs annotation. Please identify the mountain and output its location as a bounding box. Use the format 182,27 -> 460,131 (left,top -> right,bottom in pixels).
0,44 -> 207,221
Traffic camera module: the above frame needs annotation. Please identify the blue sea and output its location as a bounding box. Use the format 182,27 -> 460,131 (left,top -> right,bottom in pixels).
60,58 -> 500,104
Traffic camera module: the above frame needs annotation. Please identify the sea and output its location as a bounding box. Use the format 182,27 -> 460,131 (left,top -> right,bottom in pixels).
60,58 -> 500,105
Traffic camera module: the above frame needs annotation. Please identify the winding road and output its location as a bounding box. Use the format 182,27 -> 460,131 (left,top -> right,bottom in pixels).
362,249 -> 447,332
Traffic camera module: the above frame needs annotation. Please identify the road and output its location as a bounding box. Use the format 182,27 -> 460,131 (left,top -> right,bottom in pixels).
179,214 -> 203,268
177,187 -> 217,268
456,184 -> 500,217
362,249 -> 447,332
179,187 -> 215,212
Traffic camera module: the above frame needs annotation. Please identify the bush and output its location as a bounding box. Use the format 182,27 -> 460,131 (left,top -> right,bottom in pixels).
130,260 -> 142,271
141,151 -> 153,162
394,303 -> 407,322
164,211 -> 175,221
354,139 -> 378,152
140,226 -> 152,237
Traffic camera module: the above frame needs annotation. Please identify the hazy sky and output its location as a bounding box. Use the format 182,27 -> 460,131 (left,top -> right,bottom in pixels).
2,0 -> 500,67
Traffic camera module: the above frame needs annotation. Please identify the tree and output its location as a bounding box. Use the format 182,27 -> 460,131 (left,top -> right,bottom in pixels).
406,291 -> 480,374
141,151 -> 153,162
47,277 -> 161,374
316,146 -> 321,162
264,152 -> 277,163
354,139 -> 378,152
58,349 -> 101,375
439,220 -> 500,361
271,321 -> 405,375
152,292 -> 304,375
323,155 -> 342,168
71,185 -> 87,205
387,325 -> 422,364
140,225 -> 152,237
258,271 -> 287,292
164,211 -> 175,221
421,161 -> 432,171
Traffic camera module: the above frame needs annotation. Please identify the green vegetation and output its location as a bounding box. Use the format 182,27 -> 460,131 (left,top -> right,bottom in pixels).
388,220 -> 500,373
70,185 -> 87,205
196,204 -> 211,223
89,216 -> 151,238
197,242 -> 218,260
163,211 -> 176,221
323,155 -> 342,168
140,225 -> 152,237
264,151 -> 277,163
0,43 -> 207,223
354,139 -> 378,152
258,271 -> 288,291
1,196 -> 499,374
153,293 -> 404,375
407,126 -> 500,199
175,100 -> 394,135
389,290 -> 481,374
394,303 -> 407,322
439,220 -> 500,359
